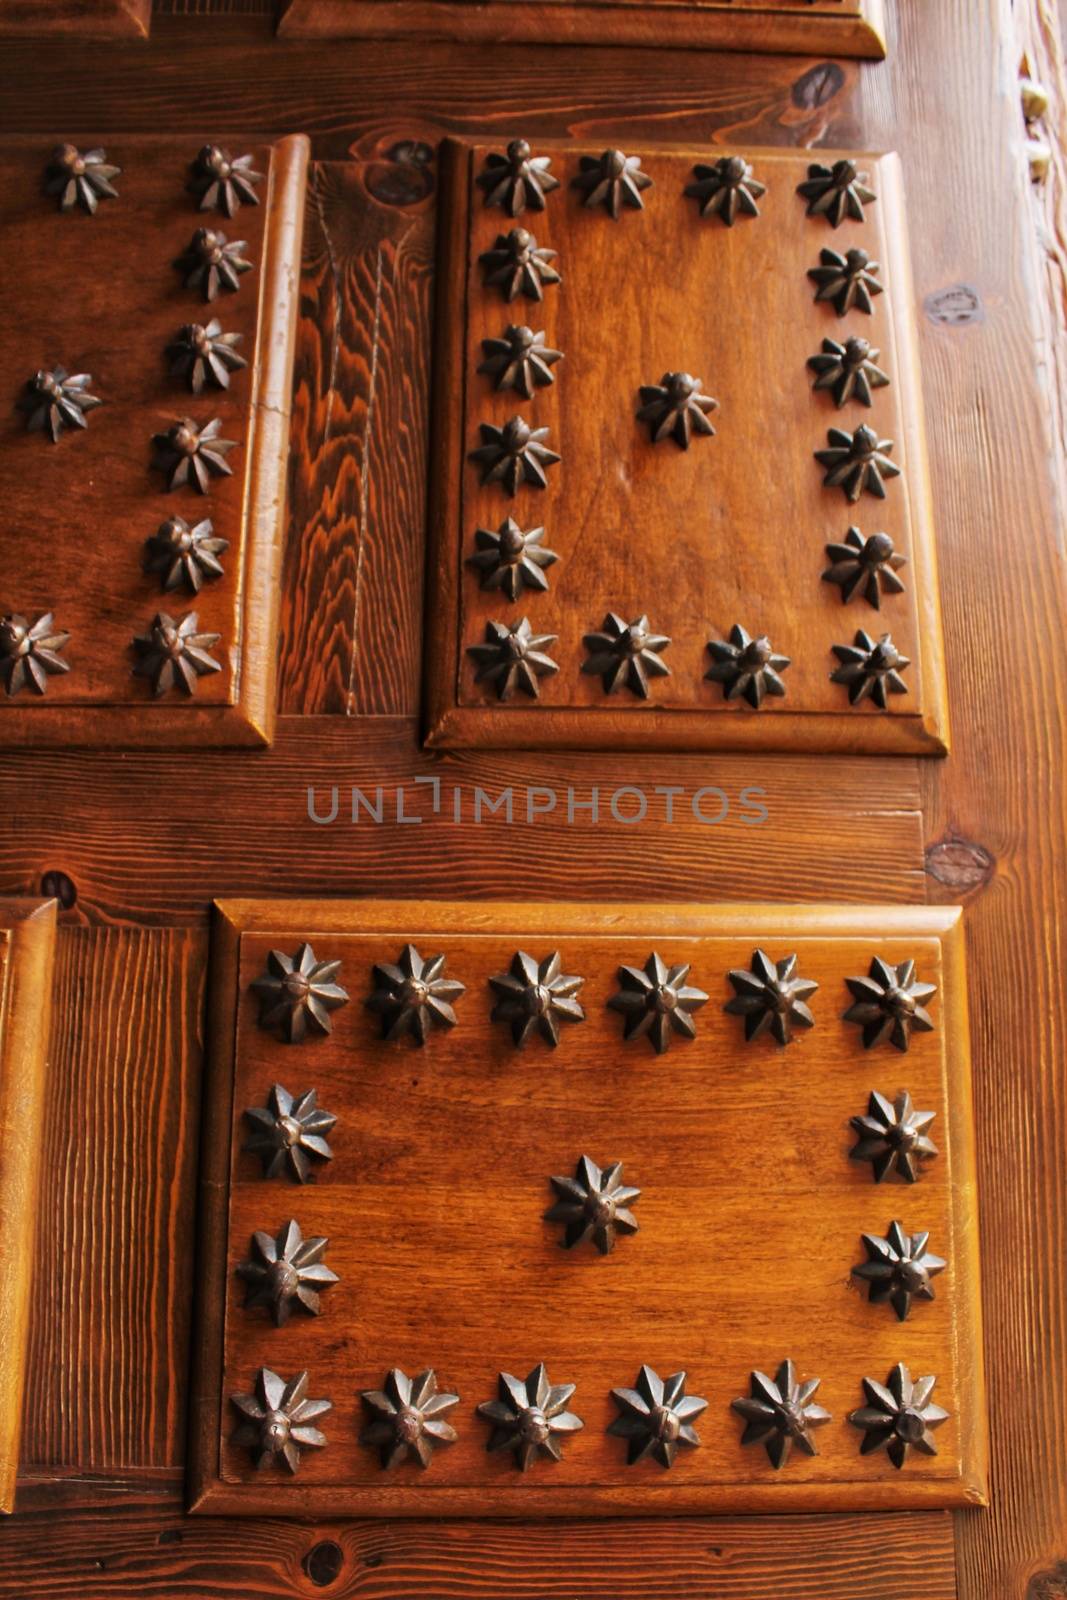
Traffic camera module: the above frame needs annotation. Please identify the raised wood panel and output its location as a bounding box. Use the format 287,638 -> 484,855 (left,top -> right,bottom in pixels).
190,899 -> 985,1517
0,0 -> 151,37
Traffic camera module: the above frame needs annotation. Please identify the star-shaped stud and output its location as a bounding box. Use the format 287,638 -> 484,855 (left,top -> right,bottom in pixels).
849,1089 -> 938,1183
44,142 -> 120,213
468,417 -> 560,494
173,227 -> 253,301
808,247 -> 884,316
607,952 -> 708,1054
366,943 -> 465,1044
0,613 -> 70,697
581,613 -> 671,699
230,1368 -> 330,1473
477,1364 -> 583,1470
822,527 -> 907,608
18,366 -> 101,441
143,515 -> 229,594
131,610 -> 222,696
807,336 -> 889,408
477,139 -> 560,216
466,518 -> 559,600
705,625 -> 790,708
852,1221 -> 946,1321
684,155 -> 765,225
725,949 -> 818,1045
816,425 -> 900,502
166,319 -> 247,394
843,957 -> 937,1051
250,942 -> 349,1042
796,159 -> 877,227
467,617 -> 559,700
478,325 -> 563,398
359,1368 -> 460,1469
237,1219 -> 339,1326
242,1083 -> 337,1182
636,371 -> 718,449
608,1366 -> 707,1468
544,1154 -> 640,1254
153,416 -> 237,494
731,1360 -> 832,1469
479,228 -> 561,302
831,629 -> 910,708
189,144 -> 262,216
572,148 -> 652,218
489,950 -> 585,1047
849,1363 -> 949,1468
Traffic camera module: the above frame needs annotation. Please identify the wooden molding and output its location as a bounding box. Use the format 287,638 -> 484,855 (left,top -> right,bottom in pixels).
0,0 -> 151,38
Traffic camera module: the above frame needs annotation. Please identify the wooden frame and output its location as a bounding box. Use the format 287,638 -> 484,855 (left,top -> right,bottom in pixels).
0,0 -> 151,38
0,898 -> 56,1515
190,897 -> 985,1518
277,0 -> 887,58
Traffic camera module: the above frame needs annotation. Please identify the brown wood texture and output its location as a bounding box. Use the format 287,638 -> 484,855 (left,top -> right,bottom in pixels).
191,898 -> 985,1517
0,1 -> 1063,1596
427,138 -> 947,755
0,0 -> 151,37
0,132 -> 308,748
278,0 -> 887,58
0,898 -> 55,1514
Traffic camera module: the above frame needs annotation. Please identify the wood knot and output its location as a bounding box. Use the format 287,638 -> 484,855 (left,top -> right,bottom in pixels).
1027,1561 -> 1067,1600
923,283 -> 984,327
365,141 -> 435,206
925,836 -> 995,892
303,1540 -> 344,1587
791,62 -> 846,110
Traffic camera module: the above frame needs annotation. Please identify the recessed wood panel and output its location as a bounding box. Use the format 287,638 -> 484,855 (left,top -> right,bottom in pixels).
191,899 -> 985,1517
0,133 -> 308,747
426,139 -> 947,756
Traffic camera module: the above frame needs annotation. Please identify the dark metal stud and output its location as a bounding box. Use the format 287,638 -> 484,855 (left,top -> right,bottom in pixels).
796,159 -> 877,227
808,247 -> 884,316
231,1368 -> 330,1472
607,952 -> 708,1054
466,518 -> 558,600
237,1219 -> 339,1326
636,372 -> 717,449
572,149 -> 652,218
705,625 -> 790,708
816,424 -> 900,502
153,416 -> 236,493
478,325 -> 562,397
143,515 -> 228,594
166,319 -> 247,394
131,610 -> 222,695
467,618 -> 559,700
173,227 -> 253,301
545,1154 -> 640,1254
251,943 -> 349,1043
489,950 -> 585,1047
477,1364 -> 583,1470
44,143 -> 120,214
0,613 -> 70,697
479,228 -> 561,302
359,1369 -> 460,1469
852,1221 -> 946,1321
731,1360 -> 832,1468
822,527 -> 906,608
684,155 -> 765,225
189,144 -> 262,216
581,613 -> 671,699
18,367 -> 101,441
807,336 -> 889,408
468,417 -> 560,494
608,1366 -> 707,1468
843,957 -> 936,1051
849,1089 -> 938,1183
725,949 -> 818,1046
242,1083 -> 337,1183
849,1363 -> 949,1468
366,943 -> 465,1044
477,140 -> 560,216
831,629 -> 910,708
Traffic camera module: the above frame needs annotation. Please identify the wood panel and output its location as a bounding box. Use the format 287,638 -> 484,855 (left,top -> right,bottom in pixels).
0,0 -> 150,37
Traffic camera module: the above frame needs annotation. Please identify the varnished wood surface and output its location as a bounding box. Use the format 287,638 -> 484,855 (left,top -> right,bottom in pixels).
0,1 -> 1063,1597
